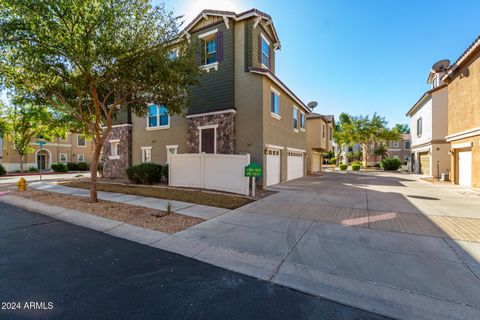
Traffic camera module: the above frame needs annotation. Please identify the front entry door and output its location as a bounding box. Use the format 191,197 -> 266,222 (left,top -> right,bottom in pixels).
37,153 -> 47,170
201,128 -> 215,153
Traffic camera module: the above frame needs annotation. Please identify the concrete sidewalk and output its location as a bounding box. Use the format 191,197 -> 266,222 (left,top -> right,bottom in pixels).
29,182 -> 230,220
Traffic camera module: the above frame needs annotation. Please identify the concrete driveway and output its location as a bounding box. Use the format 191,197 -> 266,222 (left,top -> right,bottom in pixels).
175,171 -> 480,320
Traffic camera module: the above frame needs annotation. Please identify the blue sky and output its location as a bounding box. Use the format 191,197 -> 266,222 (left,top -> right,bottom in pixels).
158,0 -> 480,127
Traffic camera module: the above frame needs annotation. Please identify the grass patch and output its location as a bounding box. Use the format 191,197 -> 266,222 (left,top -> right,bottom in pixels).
61,180 -> 254,209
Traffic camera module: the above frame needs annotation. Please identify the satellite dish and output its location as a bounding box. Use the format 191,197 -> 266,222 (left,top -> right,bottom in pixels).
432,59 -> 450,73
307,101 -> 318,110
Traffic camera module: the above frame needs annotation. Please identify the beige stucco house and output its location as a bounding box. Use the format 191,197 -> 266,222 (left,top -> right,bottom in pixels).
443,36 -> 480,188
306,113 -> 334,173
104,9 -> 311,187
1,133 -> 94,172
406,61 -> 450,177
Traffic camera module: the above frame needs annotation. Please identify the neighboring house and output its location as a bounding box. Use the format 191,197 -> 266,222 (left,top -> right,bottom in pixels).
386,133 -> 412,164
103,9 -> 311,187
306,113 -> 334,173
1,133 -> 94,172
406,61 -> 450,178
443,36 -> 480,188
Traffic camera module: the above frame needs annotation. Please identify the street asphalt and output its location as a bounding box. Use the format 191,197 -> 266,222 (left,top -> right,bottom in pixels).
0,202 -> 390,320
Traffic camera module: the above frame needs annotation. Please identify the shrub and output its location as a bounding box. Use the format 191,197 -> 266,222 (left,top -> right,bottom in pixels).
351,163 -> 361,171
126,163 -> 162,184
330,157 -> 337,165
0,164 -> 6,176
66,162 -> 78,171
77,162 -> 90,171
51,163 -> 68,172
161,163 -> 169,183
339,164 -> 348,170
381,158 -> 402,171
28,167 -> 39,172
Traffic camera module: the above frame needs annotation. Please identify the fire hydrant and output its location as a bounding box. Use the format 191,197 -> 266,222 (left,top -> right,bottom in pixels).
17,177 -> 27,192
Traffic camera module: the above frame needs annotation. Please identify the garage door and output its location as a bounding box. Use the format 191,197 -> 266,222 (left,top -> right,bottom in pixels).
266,149 -> 281,186
287,151 -> 304,180
458,150 -> 472,187
311,153 -> 321,173
419,152 -> 430,176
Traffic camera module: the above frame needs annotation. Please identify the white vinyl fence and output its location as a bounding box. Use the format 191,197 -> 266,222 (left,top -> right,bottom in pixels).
169,153 -> 250,196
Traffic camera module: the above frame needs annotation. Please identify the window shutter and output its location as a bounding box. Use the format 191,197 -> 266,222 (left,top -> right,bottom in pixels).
258,35 -> 262,64
216,31 -> 223,62
268,45 -> 271,69
196,40 -> 202,65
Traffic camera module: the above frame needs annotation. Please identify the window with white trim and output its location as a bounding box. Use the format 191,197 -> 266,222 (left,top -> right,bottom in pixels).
417,118 -> 422,137
110,140 -> 120,158
77,154 -> 85,162
393,141 -> 399,148
405,141 -> 411,150
261,35 -> 270,67
300,113 -> 305,129
166,145 -> 178,163
148,104 -> 169,128
271,91 -> 280,116
204,38 -> 217,65
59,153 -> 67,162
77,135 -> 86,147
323,124 -> 326,138
293,107 -> 298,130
141,147 -> 152,163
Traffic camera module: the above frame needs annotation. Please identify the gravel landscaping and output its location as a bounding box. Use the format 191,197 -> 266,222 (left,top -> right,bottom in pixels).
61,180 -> 255,209
13,189 -> 204,234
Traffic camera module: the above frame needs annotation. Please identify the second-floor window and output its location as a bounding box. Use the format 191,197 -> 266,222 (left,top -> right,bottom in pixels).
261,36 -> 270,67
417,118 -> 422,137
323,124 -> 326,138
293,107 -> 298,130
204,39 -> 216,65
405,141 -> 411,150
271,91 -> 280,115
300,113 -> 305,129
77,135 -> 86,147
148,104 -> 169,128
393,141 -> 399,148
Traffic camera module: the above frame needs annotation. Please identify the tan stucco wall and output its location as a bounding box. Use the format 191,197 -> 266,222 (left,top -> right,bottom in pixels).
1,133 -> 94,171
305,117 -> 334,172
261,77 -> 307,183
131,114 -> 189,166
447,49 -> 480,135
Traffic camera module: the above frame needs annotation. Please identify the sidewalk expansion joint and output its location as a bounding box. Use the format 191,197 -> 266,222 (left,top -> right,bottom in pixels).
442,238 -> 480,280
268,221 -> 313,282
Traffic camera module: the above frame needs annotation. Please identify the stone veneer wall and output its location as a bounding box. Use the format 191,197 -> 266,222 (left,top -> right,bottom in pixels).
187,113 -> 235,154
102,125 -> 132,178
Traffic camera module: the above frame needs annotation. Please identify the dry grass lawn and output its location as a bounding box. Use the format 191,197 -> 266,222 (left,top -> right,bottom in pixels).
61,180 -> 254,209
15,189 -> 204,234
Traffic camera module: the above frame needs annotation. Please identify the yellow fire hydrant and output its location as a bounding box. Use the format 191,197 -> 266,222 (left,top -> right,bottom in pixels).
17,177 -> 27,192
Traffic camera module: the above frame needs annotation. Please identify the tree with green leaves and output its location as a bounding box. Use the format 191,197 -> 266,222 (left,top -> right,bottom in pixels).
394,123 -> 410,134
0,98 -> 68,172
333,113 -> 357,165
0,0 -> 200,201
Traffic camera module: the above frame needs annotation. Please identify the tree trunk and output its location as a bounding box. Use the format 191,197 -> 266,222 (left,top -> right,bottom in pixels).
362,144 -> 368,169
89,141 -> 103,203
343,144 -> 349,165
20,154 -> 24,173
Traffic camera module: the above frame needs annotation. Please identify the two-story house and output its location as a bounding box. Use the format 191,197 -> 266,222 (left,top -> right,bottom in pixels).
406,60 -> 450,177
385,133 -> 411,164
306,113 -> 334,173
443,36 -> 480,188
0,133 -> 94,172
103,9 -> 311,187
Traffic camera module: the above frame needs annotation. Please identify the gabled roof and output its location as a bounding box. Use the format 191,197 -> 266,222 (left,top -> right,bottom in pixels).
405,84 -> 447,117
306,113 -> 334,123
182,9 -> 281,49
249,67 -> 310,113
443,35 -> 480,81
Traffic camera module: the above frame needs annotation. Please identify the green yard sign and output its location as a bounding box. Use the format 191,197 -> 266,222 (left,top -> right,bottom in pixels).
245,163 -> 262,177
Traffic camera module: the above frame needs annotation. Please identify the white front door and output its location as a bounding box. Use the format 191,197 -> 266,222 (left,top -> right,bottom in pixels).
266,149 -> 281,186
287,151 -> 304,180
458,150 -> 472,187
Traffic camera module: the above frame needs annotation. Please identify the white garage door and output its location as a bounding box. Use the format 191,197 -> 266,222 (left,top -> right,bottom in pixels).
266,149 -> 281,186
311,153 -> 321,173
287,151 -> 304,180
458,150 -> 472,187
